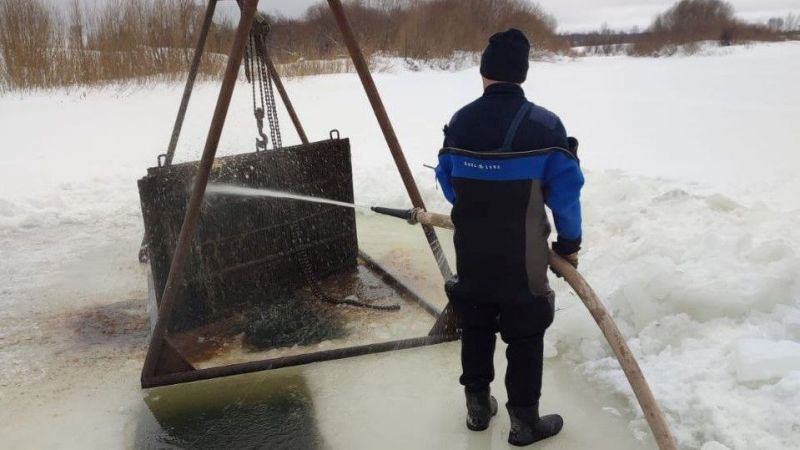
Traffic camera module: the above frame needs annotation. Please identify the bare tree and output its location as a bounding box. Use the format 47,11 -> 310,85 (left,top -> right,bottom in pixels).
630,0 -> 781,56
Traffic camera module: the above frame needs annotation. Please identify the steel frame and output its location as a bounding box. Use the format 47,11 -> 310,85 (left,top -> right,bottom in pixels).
141,0 -> 457,388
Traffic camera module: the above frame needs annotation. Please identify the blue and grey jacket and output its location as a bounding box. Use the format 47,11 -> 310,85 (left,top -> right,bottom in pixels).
435,83 -> 583,296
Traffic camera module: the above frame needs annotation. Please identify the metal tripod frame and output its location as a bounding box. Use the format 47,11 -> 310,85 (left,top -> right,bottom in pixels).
141,0 -> 457,388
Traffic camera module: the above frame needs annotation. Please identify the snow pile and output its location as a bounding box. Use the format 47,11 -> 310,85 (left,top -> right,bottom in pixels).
371,52 -> 482,73
736,339 -> 800,383
547,171 -> 800,448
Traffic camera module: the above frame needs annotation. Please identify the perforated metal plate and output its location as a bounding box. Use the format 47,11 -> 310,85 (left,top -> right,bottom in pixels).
138,138 -> 357,331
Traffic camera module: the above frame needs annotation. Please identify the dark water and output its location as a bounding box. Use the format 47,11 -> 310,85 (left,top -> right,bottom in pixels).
134,370 -> 325,450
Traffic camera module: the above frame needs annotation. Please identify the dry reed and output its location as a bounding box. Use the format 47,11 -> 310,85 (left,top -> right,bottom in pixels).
0,0 -> 233,90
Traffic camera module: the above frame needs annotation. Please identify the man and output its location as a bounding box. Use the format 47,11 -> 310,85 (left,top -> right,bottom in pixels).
435,29 -> 583,446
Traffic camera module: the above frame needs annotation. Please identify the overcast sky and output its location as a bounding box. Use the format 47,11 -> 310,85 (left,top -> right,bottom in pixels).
71,0 -> 800,32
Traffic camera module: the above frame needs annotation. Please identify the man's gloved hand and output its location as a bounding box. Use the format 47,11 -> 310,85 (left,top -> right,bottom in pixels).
550,237 -> 581,278
550,252 -> 578,278
561,252 -> 579,269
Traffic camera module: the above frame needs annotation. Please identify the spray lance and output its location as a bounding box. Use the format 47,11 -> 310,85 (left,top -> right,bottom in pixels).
369,205 -> 678,450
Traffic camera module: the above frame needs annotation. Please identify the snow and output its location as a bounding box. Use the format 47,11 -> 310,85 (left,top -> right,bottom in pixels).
2,42 -> 800,449
736,339 -> 800,382
702,442 -> 733,450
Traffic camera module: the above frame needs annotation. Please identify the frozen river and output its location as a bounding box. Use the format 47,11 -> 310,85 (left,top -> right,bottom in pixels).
1,42 -> 799,449
0,213 -> 654,449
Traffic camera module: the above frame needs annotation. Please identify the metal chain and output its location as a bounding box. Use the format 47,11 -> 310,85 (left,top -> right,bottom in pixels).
245,36 -> 268,151
255,32 -> 281,149
263,39 -> 281,149
245,36 -> 256,111
288,203 -> 400,311
265,64 -> 282,148
244,22 -> 394,312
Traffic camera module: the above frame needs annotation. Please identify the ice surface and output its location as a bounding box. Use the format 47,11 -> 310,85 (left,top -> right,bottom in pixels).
735,339 -> 800,383
701,442 -> 733,450
1,42 -> 800,449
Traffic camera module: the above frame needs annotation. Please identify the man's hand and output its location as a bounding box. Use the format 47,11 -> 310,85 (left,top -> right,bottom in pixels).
550,251 -> 578,278
551,236 -> 580,279
561,252 -> 579,268
559,252 -> 578,269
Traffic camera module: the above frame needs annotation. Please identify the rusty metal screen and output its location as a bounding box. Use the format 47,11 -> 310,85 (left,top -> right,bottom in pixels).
138,138 -> 357,331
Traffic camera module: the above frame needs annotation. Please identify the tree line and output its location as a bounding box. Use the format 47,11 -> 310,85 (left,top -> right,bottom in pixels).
568,1 -> 794,56
0,0 -> 796,90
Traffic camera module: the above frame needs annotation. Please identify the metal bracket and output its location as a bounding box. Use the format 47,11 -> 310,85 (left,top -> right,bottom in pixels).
329,129 -> 340,140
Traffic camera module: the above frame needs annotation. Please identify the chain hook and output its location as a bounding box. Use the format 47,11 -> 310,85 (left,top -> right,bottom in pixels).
255,107 -> 268,152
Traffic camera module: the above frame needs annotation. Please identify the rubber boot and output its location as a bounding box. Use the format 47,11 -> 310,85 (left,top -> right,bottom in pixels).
465,388 -> 498,431
507,404 -> 563,446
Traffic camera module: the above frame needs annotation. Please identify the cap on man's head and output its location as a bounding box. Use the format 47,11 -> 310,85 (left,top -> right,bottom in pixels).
480,28 -> 530,84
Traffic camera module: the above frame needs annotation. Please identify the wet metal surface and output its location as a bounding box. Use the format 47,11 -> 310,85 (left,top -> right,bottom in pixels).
138,139 -> 357,332
163,259 -> 434,369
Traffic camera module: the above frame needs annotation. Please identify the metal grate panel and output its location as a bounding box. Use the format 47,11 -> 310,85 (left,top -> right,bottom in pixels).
138,138 -> 357,331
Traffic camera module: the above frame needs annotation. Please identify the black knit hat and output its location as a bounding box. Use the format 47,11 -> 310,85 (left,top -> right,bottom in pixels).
480,29 -> 530,84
